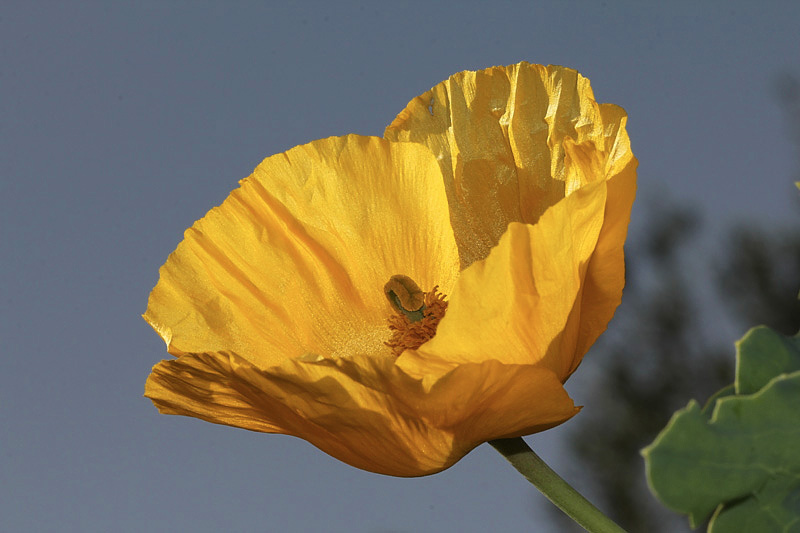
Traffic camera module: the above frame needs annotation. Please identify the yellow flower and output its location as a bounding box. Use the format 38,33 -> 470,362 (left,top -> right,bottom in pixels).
144,63 -> 637,477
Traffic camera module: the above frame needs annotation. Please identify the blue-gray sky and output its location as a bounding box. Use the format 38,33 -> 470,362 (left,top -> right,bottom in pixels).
3,2 -> 799,532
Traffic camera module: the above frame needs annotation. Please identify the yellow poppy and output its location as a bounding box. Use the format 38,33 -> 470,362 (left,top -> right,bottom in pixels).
144,62 -> 637,477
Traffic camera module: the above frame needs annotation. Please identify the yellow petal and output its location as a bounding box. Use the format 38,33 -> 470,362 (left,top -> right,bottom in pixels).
385,62 -> 631,268
567,107 -> 637,376
144,135 -> 460,367
146,350 -> 578,477
408,180 -> 607,381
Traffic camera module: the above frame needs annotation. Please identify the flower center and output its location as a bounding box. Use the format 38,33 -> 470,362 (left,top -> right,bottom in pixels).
383,274 -> 448,356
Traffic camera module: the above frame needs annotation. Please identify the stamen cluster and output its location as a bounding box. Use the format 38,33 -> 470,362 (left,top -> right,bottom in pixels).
385,287 -> 448,356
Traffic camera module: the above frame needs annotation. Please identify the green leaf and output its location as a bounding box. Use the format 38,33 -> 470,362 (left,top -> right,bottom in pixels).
708,474 -> 800,533
643,326 -> 800,531
700,383 -> 735,418
735,325 -> 800,395
643,371 -> 800,530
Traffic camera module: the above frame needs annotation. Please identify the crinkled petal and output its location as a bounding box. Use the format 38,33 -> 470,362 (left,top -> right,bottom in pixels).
144,135 -> 460,367
385,62 -> 631,268
409,180 -> 607,381
145,351 -> 578,477
566,106 -> 637,376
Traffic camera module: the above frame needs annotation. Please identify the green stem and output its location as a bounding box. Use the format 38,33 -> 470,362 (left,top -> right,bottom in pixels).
489,437 -> 627,533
